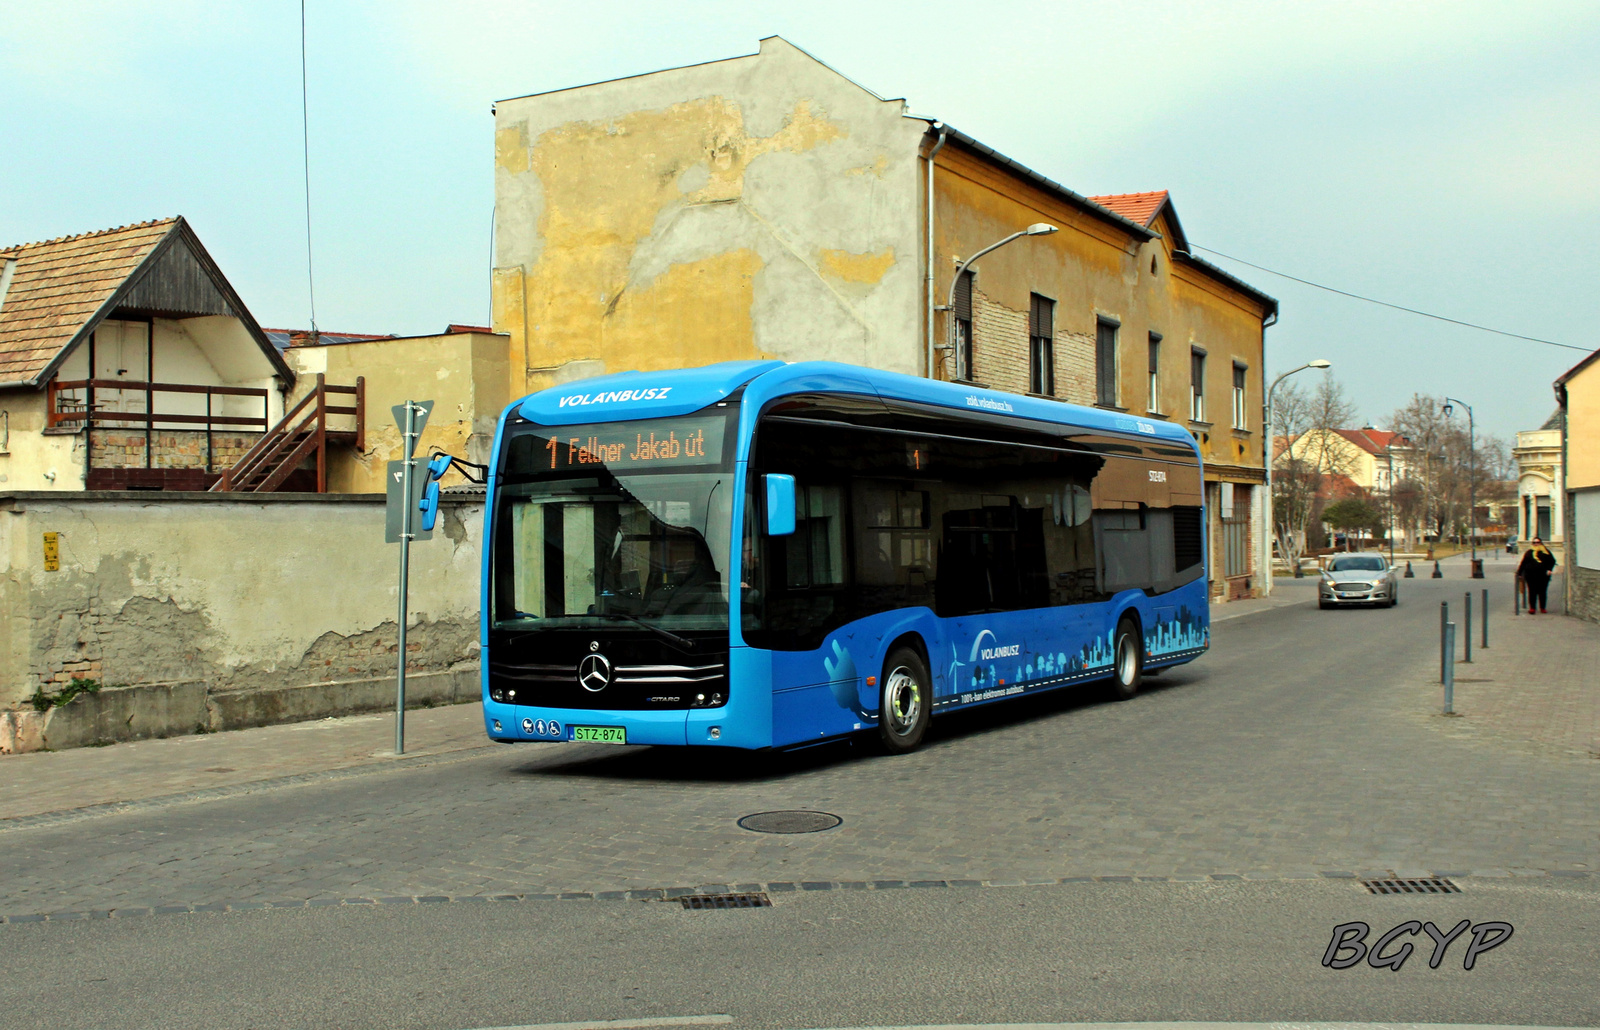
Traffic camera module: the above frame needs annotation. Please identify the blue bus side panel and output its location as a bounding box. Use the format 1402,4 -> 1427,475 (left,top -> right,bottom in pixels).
757,578 -> 1209,749
686,646 -> 774,749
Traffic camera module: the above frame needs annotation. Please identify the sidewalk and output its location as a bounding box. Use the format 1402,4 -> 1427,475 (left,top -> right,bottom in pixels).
1431,573 -> 1600,759
0,702 -> 493,822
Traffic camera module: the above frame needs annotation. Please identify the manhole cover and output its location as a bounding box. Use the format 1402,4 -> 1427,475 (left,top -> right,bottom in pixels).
737,810 -> 842,834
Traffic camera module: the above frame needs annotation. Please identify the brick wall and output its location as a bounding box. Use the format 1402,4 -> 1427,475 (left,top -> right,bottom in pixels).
972,290 -> 1029,394
90,429 -> 261,471
1056,330 -> 1094,406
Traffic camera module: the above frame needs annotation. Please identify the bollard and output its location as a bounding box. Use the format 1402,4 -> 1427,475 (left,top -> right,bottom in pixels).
1440,601 -> 1450,683
1482,588 -> 1489,648
1405,560 -> 1415,578
1443,623 -> 1456,714
1432,560 -> 1443,578
1463,592 -> 1472,662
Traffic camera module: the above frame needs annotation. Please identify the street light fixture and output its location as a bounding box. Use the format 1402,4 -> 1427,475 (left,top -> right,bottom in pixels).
937,223 -> 1059,380
1443,396 -> 1480,576
1264,359 -> 1332,579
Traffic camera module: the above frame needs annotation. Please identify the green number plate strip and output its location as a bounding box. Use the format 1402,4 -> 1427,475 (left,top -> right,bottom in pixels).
572,726 -> 626,744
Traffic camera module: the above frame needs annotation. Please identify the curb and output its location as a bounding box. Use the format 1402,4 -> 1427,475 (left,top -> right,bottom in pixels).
3,869 -> 1590,925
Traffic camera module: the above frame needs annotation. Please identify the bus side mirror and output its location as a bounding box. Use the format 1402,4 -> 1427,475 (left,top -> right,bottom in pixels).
417,454 -> 454,532
765,474 -> 796,536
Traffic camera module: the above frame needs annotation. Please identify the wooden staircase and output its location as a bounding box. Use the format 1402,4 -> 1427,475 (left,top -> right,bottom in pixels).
211,374 -> 364,493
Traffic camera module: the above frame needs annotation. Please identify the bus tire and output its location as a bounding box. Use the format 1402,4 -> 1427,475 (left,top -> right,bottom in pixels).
878,646 -> 932,754
1108,616 -> 1143,701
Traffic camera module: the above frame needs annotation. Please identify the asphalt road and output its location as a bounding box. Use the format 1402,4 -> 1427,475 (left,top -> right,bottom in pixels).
2,572 -> 1597,1029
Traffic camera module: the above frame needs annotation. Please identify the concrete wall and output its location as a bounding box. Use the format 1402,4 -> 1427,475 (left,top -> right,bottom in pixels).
285,331 -> 510,494
0,491 -> 484,752
492,36 -> 928,397
1569,487 -> 1599,623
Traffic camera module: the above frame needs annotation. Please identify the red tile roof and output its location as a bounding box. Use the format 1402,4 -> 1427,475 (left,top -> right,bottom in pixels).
1333,428 -> 1407,454
0,219 -> 178,384
445,323 -> 495,335
1088,190 -> 1169,228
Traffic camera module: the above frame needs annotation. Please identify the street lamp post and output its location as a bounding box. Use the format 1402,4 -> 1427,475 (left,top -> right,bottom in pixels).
1264,359 -> 1332,580
938,223 -> 1058,380
1443,397 -> 1479,575
1383,445 -> 1396,564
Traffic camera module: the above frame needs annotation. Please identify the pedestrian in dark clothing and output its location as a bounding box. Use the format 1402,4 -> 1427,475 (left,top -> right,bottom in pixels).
1518,538 -> 1557,613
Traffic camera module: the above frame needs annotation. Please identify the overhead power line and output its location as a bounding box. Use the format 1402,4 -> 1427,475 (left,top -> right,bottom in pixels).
1192,244 -> 1590,354
300,0 -> 318,334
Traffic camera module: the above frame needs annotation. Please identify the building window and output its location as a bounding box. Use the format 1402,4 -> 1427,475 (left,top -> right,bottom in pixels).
953,270 -> 974,381
1232,362 -> 1248,429
1029,294 -> 1054,395
1096,318 -> 1118,406
1190,347 -> 1206,422
1147,332 -> 1162,413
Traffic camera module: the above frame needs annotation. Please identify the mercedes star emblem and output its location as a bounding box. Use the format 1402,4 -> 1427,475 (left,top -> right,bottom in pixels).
578,653 -> 612,692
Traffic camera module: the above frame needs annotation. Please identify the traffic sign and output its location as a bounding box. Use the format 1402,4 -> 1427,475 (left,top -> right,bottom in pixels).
385,460 -> 432,543
391,400 -> 434,458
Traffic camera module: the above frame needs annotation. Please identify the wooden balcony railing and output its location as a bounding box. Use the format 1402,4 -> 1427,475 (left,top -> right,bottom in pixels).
48,377 -> 272,476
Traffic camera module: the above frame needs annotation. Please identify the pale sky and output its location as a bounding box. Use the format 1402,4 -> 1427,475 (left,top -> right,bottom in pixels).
4,0 -> 1596,441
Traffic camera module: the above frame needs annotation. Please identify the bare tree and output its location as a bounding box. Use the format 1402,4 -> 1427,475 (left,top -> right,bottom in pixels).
1272,376 -> 1360,567
1388,394 -> 1502,545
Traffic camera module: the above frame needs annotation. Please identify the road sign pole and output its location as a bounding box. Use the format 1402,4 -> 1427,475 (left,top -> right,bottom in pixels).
396,401 -> 416,756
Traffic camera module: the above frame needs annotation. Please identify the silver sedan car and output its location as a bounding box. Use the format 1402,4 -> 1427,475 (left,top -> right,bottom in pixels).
1318,553 -> 1400,608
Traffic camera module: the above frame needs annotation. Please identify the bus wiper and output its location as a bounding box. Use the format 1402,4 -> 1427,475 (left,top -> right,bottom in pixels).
596,611 -> 698,653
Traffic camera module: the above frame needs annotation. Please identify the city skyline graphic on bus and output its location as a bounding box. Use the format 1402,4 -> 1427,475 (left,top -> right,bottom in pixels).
812,595 -> 1210,720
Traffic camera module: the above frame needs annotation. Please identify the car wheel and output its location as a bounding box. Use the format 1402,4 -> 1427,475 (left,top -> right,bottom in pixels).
1319,599 -> 1331,610
1107,616 -> 1143,701
877,646 -> 931,754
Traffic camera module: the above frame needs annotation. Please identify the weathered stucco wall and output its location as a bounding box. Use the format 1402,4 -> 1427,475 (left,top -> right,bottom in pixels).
0,492 -> 484,750
492,36 -> 927,398
0,390 -> 84,491
285,332 -> 510,494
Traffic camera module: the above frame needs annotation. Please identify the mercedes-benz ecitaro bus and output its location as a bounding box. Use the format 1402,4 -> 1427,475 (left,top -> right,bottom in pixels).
481,360 -> 1208,754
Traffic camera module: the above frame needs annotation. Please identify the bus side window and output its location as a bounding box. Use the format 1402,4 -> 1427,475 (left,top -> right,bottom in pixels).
855,481 -> 934,609
785,483 -> 845,588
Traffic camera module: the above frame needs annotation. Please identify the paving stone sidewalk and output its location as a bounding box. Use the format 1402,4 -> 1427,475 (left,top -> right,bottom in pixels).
1427,575 -> 1600,760
0,702 -> 492,821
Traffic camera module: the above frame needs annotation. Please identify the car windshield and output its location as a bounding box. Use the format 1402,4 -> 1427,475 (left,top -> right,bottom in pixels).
1328,556 -> 1386,572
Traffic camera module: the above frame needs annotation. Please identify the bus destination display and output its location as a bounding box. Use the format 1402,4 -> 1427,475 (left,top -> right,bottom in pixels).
531,416 -> 724,472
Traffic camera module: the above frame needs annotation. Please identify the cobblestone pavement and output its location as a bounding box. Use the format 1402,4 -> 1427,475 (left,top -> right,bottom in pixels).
0,704 -> 493,821
1,571 -> 1596,918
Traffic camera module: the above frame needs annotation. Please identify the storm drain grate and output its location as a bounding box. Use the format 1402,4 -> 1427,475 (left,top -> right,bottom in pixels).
1362,878 -> 1461,895
681,892 -> 772,910
737,810 -> 843,834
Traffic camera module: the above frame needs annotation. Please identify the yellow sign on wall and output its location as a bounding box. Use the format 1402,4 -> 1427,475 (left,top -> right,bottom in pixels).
42,532 -> 59,572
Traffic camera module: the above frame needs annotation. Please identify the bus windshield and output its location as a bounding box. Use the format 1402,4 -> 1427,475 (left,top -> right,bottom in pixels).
490,416 -> 734,633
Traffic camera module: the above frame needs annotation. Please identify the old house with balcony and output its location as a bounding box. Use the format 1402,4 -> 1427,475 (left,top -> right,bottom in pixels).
0,218 -> 367,493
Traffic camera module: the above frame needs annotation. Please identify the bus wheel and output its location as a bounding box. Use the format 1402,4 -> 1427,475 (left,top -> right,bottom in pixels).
878,647 -> 931,754
1109,617 -> 1143,701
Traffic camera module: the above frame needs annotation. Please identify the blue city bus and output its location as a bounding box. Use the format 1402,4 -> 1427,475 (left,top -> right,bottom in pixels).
480,360 -> 1209,754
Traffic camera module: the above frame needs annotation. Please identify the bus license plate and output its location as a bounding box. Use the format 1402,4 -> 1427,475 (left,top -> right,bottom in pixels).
572,726 -> 626,744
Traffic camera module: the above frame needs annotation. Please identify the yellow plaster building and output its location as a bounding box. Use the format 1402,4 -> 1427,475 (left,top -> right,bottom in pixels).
1556,347 -> 1600,621
491,37 -> 1278,601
